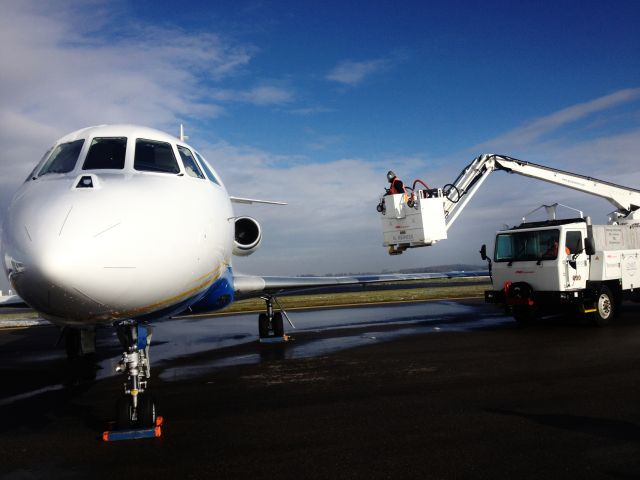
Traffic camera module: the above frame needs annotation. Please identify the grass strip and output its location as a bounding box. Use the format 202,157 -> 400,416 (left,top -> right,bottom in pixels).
0,279 -> 491,320
222,282 -> 490,314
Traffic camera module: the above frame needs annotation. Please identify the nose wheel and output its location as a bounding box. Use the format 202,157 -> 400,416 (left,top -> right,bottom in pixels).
114,321 -> 157,429
259,295 -> 294,341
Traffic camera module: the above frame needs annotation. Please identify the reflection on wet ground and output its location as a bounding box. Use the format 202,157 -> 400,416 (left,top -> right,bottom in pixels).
0,300 -> 511,404
156,301 -> 511,380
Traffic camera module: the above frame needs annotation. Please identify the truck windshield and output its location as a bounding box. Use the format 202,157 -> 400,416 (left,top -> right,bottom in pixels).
494,229 -> 560,262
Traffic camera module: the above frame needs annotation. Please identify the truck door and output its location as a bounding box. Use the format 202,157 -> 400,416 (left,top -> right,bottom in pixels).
565,230 -> 587,289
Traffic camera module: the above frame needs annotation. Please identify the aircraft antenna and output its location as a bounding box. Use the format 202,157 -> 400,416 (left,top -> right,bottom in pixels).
179,124 -> 189,142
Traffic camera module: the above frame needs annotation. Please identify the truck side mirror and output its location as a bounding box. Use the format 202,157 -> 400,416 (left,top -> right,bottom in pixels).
479,244 -> 487,261
584,237 -> 596,256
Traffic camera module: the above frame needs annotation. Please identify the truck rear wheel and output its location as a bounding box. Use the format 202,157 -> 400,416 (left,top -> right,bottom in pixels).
590,285 -> 615,326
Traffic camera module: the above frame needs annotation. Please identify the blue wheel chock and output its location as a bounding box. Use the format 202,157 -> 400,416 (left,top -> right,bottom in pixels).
103,416 -> 164,442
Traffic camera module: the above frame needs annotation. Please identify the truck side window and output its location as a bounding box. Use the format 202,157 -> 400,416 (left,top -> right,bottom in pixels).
495,235 -> 514,261
565,231 -> 583,255
539,230 -> 560,259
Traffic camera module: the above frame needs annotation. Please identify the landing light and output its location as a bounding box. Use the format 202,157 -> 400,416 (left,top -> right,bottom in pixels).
76,175 -> 94,188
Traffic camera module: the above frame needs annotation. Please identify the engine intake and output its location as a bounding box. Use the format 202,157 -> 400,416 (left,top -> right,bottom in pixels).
233,217 -> 262,256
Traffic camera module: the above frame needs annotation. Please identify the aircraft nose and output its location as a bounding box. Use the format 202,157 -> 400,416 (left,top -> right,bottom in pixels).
2,186 -> 124,321
2,175 -> 215,324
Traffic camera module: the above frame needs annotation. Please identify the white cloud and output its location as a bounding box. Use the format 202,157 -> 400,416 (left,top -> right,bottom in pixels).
220,86 -> 640,277
475,88 -> 640,151
210,85 -> 294,106
198,140 -> 432,275
0,1 -> 261,290
1,0 -> 639,291
288,106 -> 335,116
326,58 -> 393,86
436,87 -> 640,273
0,1 -> 254,188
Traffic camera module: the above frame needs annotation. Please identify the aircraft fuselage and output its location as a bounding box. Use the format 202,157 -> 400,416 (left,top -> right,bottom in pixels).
1,125 -> 235,326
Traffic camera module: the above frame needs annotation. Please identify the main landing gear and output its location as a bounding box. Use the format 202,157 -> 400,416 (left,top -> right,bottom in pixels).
62,326 -> 96,359
114,321 -> 157,429
258,295 -> 294,342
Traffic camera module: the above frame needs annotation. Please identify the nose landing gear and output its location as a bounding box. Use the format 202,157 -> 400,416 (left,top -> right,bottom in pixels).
114,321 -> 157,429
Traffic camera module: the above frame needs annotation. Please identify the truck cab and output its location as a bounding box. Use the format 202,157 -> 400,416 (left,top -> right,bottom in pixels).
491,219 -> 589,292
485,218 -> 594,322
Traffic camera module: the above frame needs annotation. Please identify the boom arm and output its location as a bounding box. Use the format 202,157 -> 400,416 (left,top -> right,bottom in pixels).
442,154 -> 640,229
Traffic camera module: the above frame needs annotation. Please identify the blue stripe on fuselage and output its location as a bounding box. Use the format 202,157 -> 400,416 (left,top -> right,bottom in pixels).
188,267 -> 235,314
132,267 -> 234,322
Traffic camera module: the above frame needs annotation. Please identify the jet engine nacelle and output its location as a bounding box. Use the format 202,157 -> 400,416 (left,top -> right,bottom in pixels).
233,216 -> 262,256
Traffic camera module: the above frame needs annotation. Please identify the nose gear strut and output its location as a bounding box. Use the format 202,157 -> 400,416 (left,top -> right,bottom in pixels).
114,321 -> 157,429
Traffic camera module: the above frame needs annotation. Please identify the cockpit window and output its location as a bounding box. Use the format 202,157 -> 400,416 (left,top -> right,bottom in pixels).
26,147 -> 52,181
134,139 -> 180,174
177,146 -> 205,179
194,151 -> 220,185
38,140 -> 84,176
83,137 -> 126,170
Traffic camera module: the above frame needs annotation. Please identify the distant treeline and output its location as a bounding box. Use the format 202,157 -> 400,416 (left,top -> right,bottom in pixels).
315,264 -> 486,277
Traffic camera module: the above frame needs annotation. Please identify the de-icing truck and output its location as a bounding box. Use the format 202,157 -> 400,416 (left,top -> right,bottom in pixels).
378,154 -> 640,324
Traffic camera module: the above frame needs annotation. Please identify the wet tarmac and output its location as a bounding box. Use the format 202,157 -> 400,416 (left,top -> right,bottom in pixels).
2,298 -> 640,479
158,300 -> 510,381
0,299 -> 508,403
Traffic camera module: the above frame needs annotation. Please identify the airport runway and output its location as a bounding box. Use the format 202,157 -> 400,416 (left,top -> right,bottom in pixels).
2,298 -> 640,479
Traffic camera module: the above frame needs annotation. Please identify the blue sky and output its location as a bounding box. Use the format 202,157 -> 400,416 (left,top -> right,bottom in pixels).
139,0 -> 639,156
1,0 -> 639,290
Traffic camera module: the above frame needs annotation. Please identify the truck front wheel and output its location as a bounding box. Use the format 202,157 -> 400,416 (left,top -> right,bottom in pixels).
590,285 -> 615,326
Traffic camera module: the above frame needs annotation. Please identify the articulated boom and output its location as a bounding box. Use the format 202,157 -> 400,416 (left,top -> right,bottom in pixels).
443,154 -> 640,228
380,153 -> 640,255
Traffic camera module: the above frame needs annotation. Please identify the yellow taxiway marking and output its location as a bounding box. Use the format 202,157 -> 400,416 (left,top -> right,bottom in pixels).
175,295 -> 484,319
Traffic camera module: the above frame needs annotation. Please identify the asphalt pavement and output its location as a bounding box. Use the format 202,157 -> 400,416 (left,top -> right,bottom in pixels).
2,298 -> 640,479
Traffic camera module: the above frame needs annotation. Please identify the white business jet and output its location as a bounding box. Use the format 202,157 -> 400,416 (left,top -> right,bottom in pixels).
0,124 -> 484,428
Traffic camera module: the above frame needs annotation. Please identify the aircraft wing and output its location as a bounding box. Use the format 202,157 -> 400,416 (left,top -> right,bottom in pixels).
0,294 -> 29,308
233,271 -> 488,299
229,196 -> 287,205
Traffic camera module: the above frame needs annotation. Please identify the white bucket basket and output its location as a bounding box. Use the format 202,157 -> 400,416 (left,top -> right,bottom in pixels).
380,193 -> 448,248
